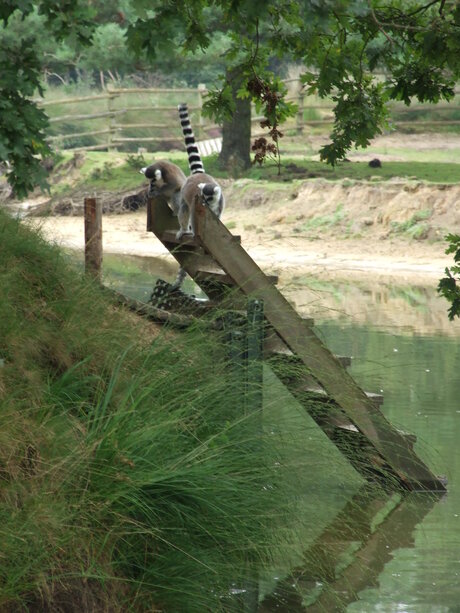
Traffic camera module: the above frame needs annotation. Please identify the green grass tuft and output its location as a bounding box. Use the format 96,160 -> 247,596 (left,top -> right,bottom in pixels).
390,209 -> 433,239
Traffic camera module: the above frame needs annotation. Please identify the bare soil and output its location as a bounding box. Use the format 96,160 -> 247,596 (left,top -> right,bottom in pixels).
23,167 -> 460,335
27,176 -> 457,281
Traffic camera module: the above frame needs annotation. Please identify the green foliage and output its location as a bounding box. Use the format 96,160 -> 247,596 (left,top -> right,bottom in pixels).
317,79 -> 389,165
80,23 -> 131,76
0,0 -> 99,196
125,151 -> 146,169
438,234 -> 460,320
5,0 -> 460,195
90,160 -> 114,180
300,204 -> 346,230
0,33 -> 50,196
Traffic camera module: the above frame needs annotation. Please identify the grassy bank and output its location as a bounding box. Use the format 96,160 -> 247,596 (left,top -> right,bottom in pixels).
1,209 -> 338,611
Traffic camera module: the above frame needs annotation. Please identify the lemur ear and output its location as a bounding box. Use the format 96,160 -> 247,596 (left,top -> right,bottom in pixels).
140,167 -> 147,175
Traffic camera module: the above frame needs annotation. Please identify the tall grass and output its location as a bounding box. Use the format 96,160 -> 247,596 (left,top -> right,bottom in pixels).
0,210 -> 322,611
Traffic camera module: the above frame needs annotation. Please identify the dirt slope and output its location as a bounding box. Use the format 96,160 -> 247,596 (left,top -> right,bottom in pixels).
27,177 -> 457,280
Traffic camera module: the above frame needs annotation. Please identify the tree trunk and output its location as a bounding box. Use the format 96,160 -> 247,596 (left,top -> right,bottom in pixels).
219,70 -> 252,173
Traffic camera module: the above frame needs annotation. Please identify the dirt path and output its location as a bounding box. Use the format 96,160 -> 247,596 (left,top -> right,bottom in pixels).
28,208 -> 451,286
27,177 -> 455,282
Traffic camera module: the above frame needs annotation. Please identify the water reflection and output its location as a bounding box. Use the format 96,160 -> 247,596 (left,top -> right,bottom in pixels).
101,253 -> 460,612
101,252 -> 207,302
283,272 -> 460,337
259,486 -> 440,612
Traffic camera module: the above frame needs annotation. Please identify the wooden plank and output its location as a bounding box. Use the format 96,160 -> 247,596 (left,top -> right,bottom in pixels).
195,270 -> 242,286
62,144 -> 109,152
192,199 -> 445,492
37,93 -> 111,107
112,136 -> 181,143
161,230 -> 242,246
49,109 -> 125,123
48,128 -> 112,141
109,86 -> 198,94
195,270 -> 279,288
267,344 -> 351,368
115,123 -> 173,129
115,105 -> 200,112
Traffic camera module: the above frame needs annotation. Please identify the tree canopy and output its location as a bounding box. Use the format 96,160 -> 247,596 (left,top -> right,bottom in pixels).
2,0 -> 460,196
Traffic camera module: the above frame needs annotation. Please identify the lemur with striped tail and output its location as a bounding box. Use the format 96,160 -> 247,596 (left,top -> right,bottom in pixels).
176,102 -> 225,240
170,103 -> 225,289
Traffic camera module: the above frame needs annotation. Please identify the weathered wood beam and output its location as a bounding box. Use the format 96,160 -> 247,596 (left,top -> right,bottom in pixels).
191,197 -> 445,492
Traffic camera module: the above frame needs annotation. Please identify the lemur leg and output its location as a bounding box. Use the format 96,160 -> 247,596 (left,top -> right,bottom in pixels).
170,190 -> 182,217
176,201 -> 192,239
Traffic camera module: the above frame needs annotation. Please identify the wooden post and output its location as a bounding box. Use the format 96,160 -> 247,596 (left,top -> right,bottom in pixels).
197,83 -> 206,140
243,298 -> 263,612
228,326 -> 247,413
106,86 -> 117,151
84,197 -> 102,281
226,303 -> 262,612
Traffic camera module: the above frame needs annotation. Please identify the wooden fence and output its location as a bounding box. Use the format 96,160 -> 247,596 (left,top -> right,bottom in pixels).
38,78 -> 460,153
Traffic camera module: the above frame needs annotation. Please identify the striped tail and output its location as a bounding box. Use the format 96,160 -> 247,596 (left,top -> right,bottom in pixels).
178,103 -> 205,175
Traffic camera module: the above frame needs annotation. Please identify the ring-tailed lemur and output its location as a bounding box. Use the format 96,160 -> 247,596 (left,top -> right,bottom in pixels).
171,103 -> 225,289
176,103 -> 225,239
139,160 -> 186,216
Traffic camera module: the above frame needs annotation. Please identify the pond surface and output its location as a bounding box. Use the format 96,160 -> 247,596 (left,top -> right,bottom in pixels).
101,253 -> 460,612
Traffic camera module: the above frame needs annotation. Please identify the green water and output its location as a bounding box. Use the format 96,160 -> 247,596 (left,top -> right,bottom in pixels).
102,254 -> 460,612
317,322 -> 460,612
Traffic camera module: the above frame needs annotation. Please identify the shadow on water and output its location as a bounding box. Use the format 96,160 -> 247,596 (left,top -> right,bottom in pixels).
97,252 -> 460,611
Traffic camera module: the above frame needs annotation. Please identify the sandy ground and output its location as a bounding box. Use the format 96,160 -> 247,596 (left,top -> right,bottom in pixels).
27,179 -> 456,283
28,210 -> 449,279
24,176 -> 460,336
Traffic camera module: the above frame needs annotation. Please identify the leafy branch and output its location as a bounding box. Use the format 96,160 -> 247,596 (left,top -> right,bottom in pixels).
438,234 -> 460,320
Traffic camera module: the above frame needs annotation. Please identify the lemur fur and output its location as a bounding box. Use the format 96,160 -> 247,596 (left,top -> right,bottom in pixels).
176,103 -> 225,241
140,160 -> 186,216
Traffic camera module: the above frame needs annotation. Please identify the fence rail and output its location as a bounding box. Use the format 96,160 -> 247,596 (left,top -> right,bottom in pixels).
37,79 -> 460,153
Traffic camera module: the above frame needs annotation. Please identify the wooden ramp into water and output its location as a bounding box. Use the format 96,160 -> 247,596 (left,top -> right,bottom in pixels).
147,195 -> 445,493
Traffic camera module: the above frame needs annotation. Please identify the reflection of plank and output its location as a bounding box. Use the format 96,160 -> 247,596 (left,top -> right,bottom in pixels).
306,492 -> 439,612
258,486 -> 440,612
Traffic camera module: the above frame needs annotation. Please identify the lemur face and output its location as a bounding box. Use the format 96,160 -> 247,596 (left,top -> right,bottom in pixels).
198,182 -> 221,208
141,166 -> 164,195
